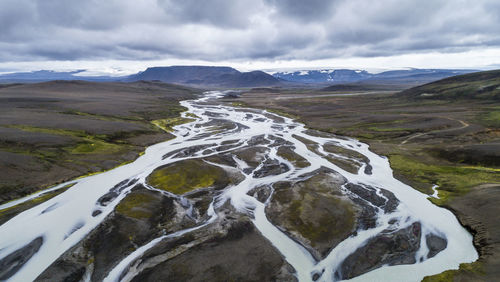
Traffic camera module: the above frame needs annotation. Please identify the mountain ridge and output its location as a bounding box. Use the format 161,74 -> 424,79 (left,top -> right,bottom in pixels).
272,68 -> 477,85
397,69 -> 500,100
128,66 -> 281,87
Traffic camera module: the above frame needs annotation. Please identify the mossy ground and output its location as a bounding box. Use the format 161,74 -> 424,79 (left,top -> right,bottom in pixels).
115,192 -> 158,219
269,174 -> 355,256
276,146 -> 310,168
422,261 -> 484,281
4,124 -> 133,156
389,154 -> 500,205
151,117 -> 195,133
147,159 -> 229,194
479,110 -> 500,128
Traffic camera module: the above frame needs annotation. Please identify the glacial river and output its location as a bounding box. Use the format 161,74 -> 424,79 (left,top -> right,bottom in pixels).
0,91 -> 477,281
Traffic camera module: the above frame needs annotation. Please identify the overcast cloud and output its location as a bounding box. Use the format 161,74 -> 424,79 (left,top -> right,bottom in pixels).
1,0 -> 500,72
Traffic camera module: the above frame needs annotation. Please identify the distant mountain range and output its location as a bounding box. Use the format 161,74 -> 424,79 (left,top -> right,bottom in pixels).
0,66 -> 479,88
0,70 -> 115,83
272,69 -> 372,83
271,69 -> 477,85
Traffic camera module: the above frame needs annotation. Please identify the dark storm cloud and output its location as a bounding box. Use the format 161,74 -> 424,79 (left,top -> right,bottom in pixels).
0,0 -> 499,62
265,0 -> 337,22
157,0 -> 262,28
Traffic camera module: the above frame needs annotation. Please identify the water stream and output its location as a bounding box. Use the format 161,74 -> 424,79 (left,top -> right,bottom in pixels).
0,91 -> 477,281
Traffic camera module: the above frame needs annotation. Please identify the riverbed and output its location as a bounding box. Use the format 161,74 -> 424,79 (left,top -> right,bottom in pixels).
0,91 -> 477,281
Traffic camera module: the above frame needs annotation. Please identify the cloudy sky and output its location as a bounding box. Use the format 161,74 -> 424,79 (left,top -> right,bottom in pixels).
1,0 -> 500,74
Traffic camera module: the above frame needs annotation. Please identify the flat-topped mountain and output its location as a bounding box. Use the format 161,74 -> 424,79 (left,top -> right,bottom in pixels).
127,66 -> 281,88
397,69 -> 500,100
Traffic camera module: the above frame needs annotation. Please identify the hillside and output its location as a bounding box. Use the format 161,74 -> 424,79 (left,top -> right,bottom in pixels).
398,69 -> 500,100
128,66 -> 281,88
0,80 -> 200,203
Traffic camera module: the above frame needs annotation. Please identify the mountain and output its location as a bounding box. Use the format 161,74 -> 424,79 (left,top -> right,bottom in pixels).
127,66 -> 281,88
365,69 -> 476,85
272,69 -> 371,83
273,68 -> 477,85
397,69 -> 500,100
0,70 -> 116,83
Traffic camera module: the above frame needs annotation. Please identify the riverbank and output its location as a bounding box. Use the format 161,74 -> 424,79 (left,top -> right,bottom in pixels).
0,81 -> 201,205
234,88 -> 500,281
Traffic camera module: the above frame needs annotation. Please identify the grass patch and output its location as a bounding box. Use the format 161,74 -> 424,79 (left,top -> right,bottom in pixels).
5,124 -> 129,155
61,109 -> 143,122
147,159 -> 229,194
151,117 -> 194,133
5,124 -> 86,138
69,139 -> 124,154
185,112 -> 199,119
389,154 -> 500,204
478,110 -> 500,128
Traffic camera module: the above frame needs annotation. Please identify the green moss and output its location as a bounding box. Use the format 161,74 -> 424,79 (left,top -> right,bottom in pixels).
389,154 -> 500,203
272,175 -> 356,247
115,192 -> 157,219
61,109 -> 143,122
185,112 -> 199,119
5,124 -> 87,137
286,195 -> 355,245
4,124 -> 130,155
147,159 -> 229,194
422,261 -> 484,281
151,117 -> 195,133
479,110 -> 500,128
68,139 -> 125,154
